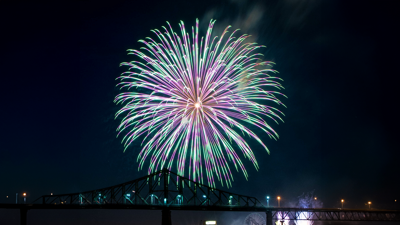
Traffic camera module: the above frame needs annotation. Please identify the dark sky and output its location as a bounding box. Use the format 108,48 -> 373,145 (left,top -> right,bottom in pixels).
1,0 -> 400,224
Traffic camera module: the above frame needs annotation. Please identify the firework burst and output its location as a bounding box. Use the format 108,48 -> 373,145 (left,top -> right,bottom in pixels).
115,19 -> 286,187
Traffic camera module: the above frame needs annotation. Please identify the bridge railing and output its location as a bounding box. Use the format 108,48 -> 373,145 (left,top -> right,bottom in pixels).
270,208 -> 400,222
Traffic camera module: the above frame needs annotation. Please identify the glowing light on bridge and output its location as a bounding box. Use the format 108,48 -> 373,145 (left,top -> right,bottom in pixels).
115,18 -> 286,187
276,211 -> 290,225
294,212 -> 314,225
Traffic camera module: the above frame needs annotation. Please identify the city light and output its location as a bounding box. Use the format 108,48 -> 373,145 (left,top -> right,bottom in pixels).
277,196 -> 281,207
177,195 -> 182,205
314,197 -> 317,200
23,193 -> 27,204
341,199 -> 344,208
368,201 -> 371,209
205,221 -> 216,225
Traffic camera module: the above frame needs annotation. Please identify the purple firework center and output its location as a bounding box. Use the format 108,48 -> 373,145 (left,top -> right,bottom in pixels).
115,18 -> 286,187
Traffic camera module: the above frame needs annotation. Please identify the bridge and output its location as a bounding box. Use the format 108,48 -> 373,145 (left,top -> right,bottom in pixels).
1,168 -> 400,225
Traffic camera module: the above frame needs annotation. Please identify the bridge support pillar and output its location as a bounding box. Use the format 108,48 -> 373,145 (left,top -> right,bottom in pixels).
266,210 -> 272,225
162,209 -> 172,225
20,208 -> 28,225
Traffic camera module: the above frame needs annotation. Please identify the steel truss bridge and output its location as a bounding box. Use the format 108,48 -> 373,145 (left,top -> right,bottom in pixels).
1,168 -> 399,225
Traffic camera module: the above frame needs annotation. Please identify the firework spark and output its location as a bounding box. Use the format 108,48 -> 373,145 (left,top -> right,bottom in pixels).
115,19 -> 286,187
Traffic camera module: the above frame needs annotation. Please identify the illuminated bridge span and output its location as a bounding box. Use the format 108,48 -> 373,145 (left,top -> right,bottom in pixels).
1,169 -> 400,225
37,168 -> 260,208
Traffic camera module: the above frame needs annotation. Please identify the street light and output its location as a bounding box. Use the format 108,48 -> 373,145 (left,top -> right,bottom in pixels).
314,197 -> 317,200
266,196 -> 270,207
23,193 -> 27,204
277,196 -> 281,207
368,201 -> 371,209
341,199 -> 344,208
150,194 -> 155,204
177,194 -> 182,205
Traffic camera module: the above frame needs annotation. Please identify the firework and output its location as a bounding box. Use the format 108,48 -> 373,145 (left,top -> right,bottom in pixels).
115,19 -> 286,187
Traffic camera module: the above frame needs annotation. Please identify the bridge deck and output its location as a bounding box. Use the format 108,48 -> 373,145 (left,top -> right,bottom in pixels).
1,203 -> 400,222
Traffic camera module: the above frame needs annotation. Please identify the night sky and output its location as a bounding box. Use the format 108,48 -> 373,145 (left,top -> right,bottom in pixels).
1,0 -> 400,224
